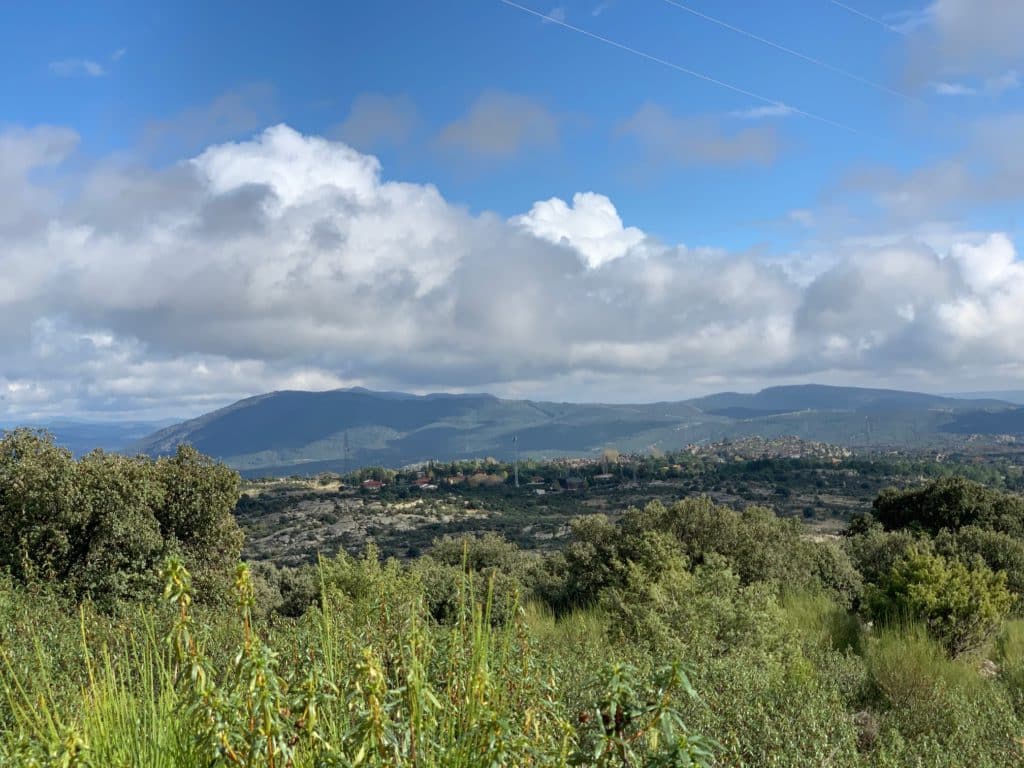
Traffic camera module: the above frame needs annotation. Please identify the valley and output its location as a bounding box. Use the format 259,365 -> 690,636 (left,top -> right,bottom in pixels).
235,436 -> 1024,564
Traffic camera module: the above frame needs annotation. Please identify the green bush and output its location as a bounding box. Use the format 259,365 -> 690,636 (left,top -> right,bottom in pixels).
0,430 -> 243,607
874,477 -> 1024,537
866,549 -> 1013,656
935,525 -> 1024,597
843,517 -> 922,588
560,499 -> 862,608
601,554 -> 784,660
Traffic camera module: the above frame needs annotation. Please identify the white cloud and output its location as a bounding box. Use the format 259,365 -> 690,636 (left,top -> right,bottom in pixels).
835,110 -> 1024,224
931,81 -> 976,95
2,123 -> 1024,419
908,0 -> 1024,81
49,59 -> 106,77
140,84 -> 277,159
929,70 -> 1019,96
514,192 -> 645,268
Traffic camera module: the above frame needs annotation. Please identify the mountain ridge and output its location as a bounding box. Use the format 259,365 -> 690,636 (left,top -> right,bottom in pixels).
127,384 -> 1020,476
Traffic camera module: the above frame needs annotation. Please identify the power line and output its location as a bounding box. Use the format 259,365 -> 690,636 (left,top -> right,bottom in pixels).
498,0 -> 872,138
827,0 -> 909,36
659,0 -> 921,106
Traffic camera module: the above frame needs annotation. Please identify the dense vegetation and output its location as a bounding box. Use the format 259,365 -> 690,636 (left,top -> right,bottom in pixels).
4,430 -> 1024,765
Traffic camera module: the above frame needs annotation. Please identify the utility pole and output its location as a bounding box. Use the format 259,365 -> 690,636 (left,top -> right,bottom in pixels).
513,435 -> 520,488
343,430 -> 351,476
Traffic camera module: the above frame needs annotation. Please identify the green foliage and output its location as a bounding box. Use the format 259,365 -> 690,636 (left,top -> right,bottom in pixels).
996,620 -> 1024,719
155,445 -> 244,597
874,477 -> 1024,537
602,555 -> 783,659
5,451 -> 1024,766
866,548 -> 1014,656
411,533 -> 550,626
934,525 -> 1024,597
561,498 -> 862,608
0,430 -> 243,607
558,513 -> 683,609
426,531 -> 522,572
843,516 -> 919,588
0,428 -> 85,584
863,624 -> 1024,766
572,663 -> 716,767
0,558 -> 716,767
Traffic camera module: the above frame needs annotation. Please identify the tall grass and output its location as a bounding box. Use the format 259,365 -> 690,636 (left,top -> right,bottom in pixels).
0,557 -> 713,767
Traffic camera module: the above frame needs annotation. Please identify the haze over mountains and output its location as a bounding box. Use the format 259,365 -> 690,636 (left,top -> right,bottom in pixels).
2,420 -> 176,458
126,385 -> 1023,477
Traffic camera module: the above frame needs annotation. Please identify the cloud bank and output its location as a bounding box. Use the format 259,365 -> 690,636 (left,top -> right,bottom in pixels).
2,124 -> 1023,420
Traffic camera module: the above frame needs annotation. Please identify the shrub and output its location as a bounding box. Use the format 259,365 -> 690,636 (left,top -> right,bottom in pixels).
0,431 -> 243,608
934,525 -> 1024,597
560,499 -> 862,609
866,549 -> 1013,656
601,555 -> 784,660
843,517 -> 920,589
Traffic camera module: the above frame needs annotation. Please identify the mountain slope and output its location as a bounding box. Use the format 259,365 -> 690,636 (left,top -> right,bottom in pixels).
130,384 -> 1018,476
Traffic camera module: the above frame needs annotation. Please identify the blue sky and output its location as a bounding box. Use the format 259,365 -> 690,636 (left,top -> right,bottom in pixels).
8,0 -> 1013,246
3,0 -> 1024,419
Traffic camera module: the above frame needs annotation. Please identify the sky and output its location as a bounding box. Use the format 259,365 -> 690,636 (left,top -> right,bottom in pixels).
3,0 -> 1024,421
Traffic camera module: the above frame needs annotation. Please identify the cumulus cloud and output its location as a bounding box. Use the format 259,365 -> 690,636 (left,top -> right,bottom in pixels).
0,125 -> 79,235
2,122 -> 1024,420
514,192 -> 645,268
437,90 -> 561,157
928,0 -> 1024,68
618,104 -> 779,169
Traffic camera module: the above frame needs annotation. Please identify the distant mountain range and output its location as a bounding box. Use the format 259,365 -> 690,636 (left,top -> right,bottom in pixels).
125,385 -> 1024,477
2,420 -> 177,457
951,391 -> 1024,405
